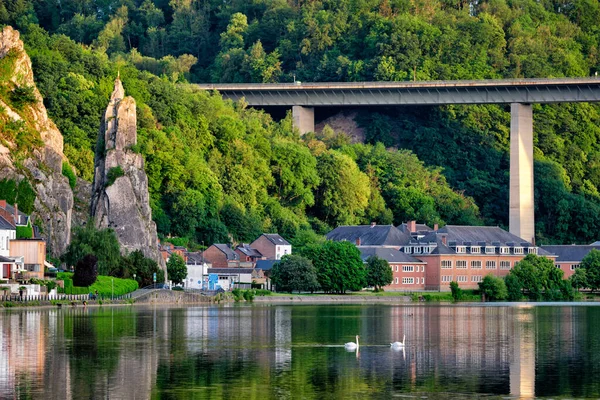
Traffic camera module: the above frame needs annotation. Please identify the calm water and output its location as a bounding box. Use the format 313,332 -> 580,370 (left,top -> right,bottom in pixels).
1,303 -> 600,399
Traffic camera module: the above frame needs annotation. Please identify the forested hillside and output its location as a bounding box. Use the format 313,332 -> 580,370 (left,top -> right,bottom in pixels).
2,0 -> 600,245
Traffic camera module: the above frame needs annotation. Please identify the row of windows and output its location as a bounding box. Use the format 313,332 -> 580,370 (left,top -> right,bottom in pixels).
392,265 -> 425,272
442,275 -> 483,282
394,277 -> 425,284
455,246 -> 537,255
441,260 -> 513,269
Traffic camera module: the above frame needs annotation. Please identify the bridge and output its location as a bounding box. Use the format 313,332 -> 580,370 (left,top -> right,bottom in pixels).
197,78 -> 600,244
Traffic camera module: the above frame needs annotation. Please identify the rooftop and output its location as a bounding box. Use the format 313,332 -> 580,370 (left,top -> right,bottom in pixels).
258,234 -> 291,246
326,225 -> 410,246
359,247 -> 423,263
540,245 -> 600,262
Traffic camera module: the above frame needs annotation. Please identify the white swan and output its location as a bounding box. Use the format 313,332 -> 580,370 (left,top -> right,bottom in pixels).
345,335 -> 359,351
391,335 -> 405,349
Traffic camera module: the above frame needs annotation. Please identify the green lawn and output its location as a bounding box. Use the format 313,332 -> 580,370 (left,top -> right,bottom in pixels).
58,272 -> 138,297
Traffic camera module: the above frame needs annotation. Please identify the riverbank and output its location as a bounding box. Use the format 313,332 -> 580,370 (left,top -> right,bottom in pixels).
253,294 -> 413,303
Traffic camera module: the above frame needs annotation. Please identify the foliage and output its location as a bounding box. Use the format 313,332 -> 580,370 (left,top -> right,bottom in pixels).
16,225 -> 33,239
300,240 -> 366,294
0,178 -> 36,215
365,256 -> 393,292
450,281 -> 463,301
581,249 -> 600,292
478,275 -> 508,301
122,250 -> 163,287
569,267 -> 588,291
505,274 -> 524,301
270,254 -> 320,293
166,253 -> 186,285
72,254 -> 98,287
106,166 -> 124,187
58,272 -> 138,296
9,85 -> 37,109
509,254 -> 574,301
62,223 -> 122,276
62,162 -> 77,189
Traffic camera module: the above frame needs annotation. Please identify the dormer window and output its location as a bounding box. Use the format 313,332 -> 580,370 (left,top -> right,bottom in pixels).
500,247 -> 510,254
485,246 -> 495,254
514,247 -> 524,255
403,247 -> 410,254
471,246 -> 480,254
414,246 -> 421,254
456,246 -> 466,254
528,247 -> 537,254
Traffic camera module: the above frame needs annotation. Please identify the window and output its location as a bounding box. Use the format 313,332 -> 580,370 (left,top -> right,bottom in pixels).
471,275 -> 482,282
457,275 -> 467,282
500,261 -> 511,270
471,246 -> 480,254
414,246 -> 421,254
441,260 -> 452,269
514,247 -> 524,254
456,246 -> 466,254
422,278 -> 425,284
570,264 -> 579,271
403,247 -> 410,254
402,277 -> 414,284
421,266 -> 425,272
486,261 -> 496,269
395,265 -> 399,272
528,247 -> 538,254
403,265 -> 414,272
456,260 -> 467,269
395,277 -> 399,284
471,261 -> 482,269
485,246 -> 495,254
441,275 -> 453,282
500,247 -> 510,254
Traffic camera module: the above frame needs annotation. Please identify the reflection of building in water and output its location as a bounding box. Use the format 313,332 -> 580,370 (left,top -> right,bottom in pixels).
274,307 -> 292,371
0,310 -> 48,397
510,308 -> 535,398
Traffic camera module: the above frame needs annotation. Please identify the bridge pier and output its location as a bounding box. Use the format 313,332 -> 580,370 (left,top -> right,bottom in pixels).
292,106 -> 314,134
509,103 -> 535,243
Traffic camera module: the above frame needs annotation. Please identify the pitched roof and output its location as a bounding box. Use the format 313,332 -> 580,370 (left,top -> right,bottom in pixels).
256,259 -> 278,271
211,244 -> 238,260
185,251 -> 204,264
540,245 -> 600,262
0,215 -> 16,231
398,223 -> 433,233
359,247 -> 423,263
591,241 -> 600,246
326,225 -> 410,246
0,255 -> 14,263
236,244 -> 263,257
1,202 -> 29,226
259,234 -> 291,246
436,225 -> 532,245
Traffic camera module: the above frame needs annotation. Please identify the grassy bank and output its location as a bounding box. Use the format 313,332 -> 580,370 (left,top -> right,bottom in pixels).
58,273 -> 138,297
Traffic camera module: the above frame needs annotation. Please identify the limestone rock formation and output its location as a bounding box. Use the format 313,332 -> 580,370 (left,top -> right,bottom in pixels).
0,26 -> 73,256
91,76 -> 166,274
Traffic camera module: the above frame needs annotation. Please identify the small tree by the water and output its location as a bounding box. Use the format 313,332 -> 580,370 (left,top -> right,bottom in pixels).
508,254 -> 575,301
569,267 -> 588,292
366,256 -> 392,292
478,275 -> 507,301
271,254 -> 320,293
167,253 -> 187,285
73,254 -> 98,287
450,281 -> 462,301
581,249 -> 600,292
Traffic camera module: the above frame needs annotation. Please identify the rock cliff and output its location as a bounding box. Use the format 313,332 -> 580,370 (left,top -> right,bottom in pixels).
0,26 -> 73,256
90,76 -> 166,274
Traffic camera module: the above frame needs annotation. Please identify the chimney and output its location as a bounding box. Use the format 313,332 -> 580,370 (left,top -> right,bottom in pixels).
370,222 -> 376,227
434,223 -> 439,231
408,220 -> 416,233
14,203 -> 18,225
0,200 -> 5,209
441,234 -> 447,245
356,237 -> 361,246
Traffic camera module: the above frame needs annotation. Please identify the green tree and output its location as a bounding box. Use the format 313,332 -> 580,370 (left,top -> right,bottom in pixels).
365,256 -> 393,292
72,254 -> 98,287
270,254 -> 320,293
510,254 -> 569,300
450,281 -> 463,301
581,249 -> 600,292
505,274 -> 523,301
478,274 -> 508,301
569,267 -> 588,291
62,223 -> 122,276
123,250 -> 163,287
167,253 -> 187,285
301,241 -> 366,294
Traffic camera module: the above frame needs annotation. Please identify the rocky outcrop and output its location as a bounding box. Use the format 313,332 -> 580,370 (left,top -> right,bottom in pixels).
91,77 -> 166,274
0,26 -> 73,256
315,111 -> 365,143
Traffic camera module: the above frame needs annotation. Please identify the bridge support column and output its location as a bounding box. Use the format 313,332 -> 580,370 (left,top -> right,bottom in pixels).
292,106 -> 314,135
509,103 -> 535,243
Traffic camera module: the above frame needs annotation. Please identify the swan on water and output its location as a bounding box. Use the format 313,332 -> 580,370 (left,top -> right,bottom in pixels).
345,335 -> 359,350
390,335 -> 405,349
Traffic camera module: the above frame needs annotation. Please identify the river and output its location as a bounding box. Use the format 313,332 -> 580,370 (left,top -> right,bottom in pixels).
1,303 -> 599,399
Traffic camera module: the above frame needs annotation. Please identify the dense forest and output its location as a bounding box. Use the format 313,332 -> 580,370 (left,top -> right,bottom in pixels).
2,0 -> 600,246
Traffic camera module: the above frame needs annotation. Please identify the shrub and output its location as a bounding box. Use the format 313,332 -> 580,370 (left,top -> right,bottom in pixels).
479,275 -> 508,301
232,288 -> 242,302
9,85 -> 37,109
243,289 -> 255,302
450,281 -> 463,301
62,162 -> 77,189
73,254 -> 99,287
16,225 -> 33,239
106,166 -> 125,186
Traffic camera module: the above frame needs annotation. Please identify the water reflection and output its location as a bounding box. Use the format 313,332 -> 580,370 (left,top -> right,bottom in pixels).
1,304 -> 599,398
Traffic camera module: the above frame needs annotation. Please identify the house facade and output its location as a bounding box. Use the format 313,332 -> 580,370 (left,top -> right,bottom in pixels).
0,214 -> 16,258
250,234 -> 292,260
9,239 -> 46,280
359,247 -> 426,291
202,244 -> 239,268
539,245 -> 600,279
184,252 -> 209,289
